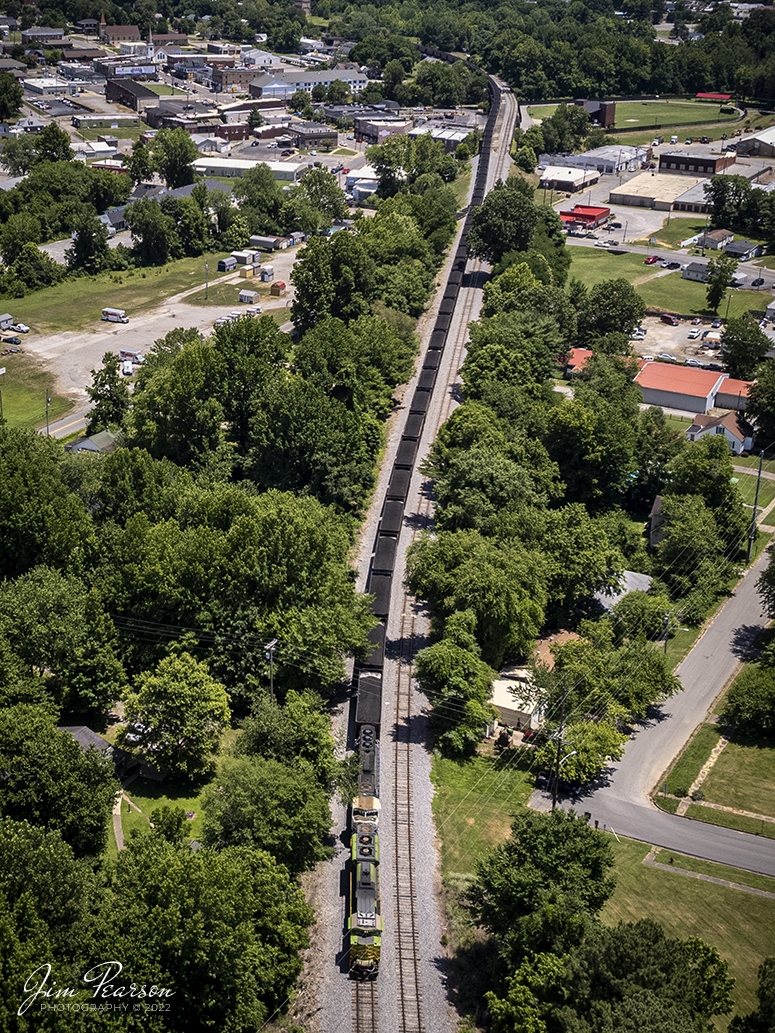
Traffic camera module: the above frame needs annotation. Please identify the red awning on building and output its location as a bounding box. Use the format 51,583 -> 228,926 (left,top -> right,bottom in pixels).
696,93 -> 731,100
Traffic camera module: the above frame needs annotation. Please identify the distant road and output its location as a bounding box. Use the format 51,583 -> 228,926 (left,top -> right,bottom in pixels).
536,546 -> 775,876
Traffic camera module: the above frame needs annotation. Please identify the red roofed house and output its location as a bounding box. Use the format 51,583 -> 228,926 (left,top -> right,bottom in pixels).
634,363 -> 727,413
685,412 -> 754,454
559,204 -> 610,230
715,377 -> 751,412
564,347 -> 593,377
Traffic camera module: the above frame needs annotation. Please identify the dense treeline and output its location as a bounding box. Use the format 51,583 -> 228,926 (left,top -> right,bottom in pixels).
326,0 -> 775,101
410,176 -> 751,764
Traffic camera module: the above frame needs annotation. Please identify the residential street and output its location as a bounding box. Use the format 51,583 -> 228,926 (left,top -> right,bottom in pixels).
534,545 -> 775,876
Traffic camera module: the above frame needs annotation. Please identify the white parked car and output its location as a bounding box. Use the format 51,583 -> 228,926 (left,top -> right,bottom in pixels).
688,328 -> 702,339
12,323 -> 29,333
122,360 -> 133,376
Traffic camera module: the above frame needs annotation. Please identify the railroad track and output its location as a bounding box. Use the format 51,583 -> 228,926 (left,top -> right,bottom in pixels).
353,980 -> 378,1033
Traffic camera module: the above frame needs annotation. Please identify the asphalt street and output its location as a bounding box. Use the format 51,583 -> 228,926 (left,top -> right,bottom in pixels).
535,546 -> 775,875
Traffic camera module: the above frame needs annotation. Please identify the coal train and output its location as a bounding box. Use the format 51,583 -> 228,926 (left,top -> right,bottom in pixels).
346,61 -> 513,980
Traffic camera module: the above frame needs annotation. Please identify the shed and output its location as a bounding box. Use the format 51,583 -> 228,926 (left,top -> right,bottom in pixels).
489,666 -> 543,731
0,313 -> 12,329
270,280 -> 286,296
239,265 -> 255,278
634,363 -> 727,414
239,289 -> 258,304
217,256 -> 237,272
66,430 -> 118,455
260,265 -> 275,282
232,250 -> 253,264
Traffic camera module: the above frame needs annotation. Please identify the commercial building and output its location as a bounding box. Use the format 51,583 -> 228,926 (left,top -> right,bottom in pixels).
715,378 -> 752,413
75,18 -> 99,34
95,58 -> 157,80
357,117 -> 412,146
658,151 -> 736,176
541,144 -> 648,175
540,166 -> 600,193
105,78 -> 160,113
211,66 -> 256,92
736,125 -> 775,159
288,121 -> 338,147
21,26 -> 64,44
192,157 -> 304,182
72,113 -> 143,129
559,203 -> 610,229
608,172 -> 705,210
248,68 -> 368,100
23,78 -> 80,96
574,98 -> 616,127
407,124 -> 469,153
633,363 -> 728,413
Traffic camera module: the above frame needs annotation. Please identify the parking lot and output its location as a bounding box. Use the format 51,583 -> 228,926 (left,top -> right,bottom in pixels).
632,312 -> 775,367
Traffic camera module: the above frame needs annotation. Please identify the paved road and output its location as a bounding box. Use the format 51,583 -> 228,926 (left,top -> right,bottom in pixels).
536,546 -> 775,875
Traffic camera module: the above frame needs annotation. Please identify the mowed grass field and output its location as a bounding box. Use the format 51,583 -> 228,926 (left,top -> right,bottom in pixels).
527,100 -> 740,128
431,755 -> 775,1024
4,253 -> 231,336
634,218 -> 770,254
567,248 -> 768,319
700,736 -> 775,818
0,350 -> 72,429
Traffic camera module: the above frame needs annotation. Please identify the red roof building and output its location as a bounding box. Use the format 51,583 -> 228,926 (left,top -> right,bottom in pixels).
696,93 -> 731,100
564,347 -> 593,376
559,204 -> 610,229
634,363 -> 727,413
715,377 -> 751,412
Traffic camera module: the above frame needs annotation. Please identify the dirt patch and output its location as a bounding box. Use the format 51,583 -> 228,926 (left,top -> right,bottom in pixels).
533,629 -> 582,668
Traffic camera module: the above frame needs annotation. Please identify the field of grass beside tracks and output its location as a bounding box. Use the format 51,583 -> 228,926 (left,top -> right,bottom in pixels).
0,351 -> 72,429
3,253 -> 231,336
527,100 -> 741,129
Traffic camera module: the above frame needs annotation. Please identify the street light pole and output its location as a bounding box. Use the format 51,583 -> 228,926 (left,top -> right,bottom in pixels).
205,259 -> 208,300
45,391 -> 50,436
264,638 -> 278,702
747,450 -> 765,563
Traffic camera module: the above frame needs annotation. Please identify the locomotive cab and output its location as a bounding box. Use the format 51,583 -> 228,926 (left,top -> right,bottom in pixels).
349,860 -> 382,978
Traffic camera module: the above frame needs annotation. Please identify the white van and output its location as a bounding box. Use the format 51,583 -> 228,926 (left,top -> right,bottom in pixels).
102,308 -> 129,323
122,360 -> 133,376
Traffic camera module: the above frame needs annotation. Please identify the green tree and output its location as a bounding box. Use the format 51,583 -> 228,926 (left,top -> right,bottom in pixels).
0,427 -> 93,580
482,261 -> 540,317
533,719 -> 627,784
581,277 -> 646,337
463,310 -> 563,398
0,71 -> 23,120
232,162 -> 284,234
291,232 -> 377,332
151,126 -> 199,188
0,210 -> 41,265
0,565 -> 126,712
201,755 -> 332,872
722,664 -> 775,739
515,144 -> 537,172
34,122 -> 73,164
469,809 -> 616,962
85,350 -> 130,433
747,359 -> 775,443
414,610 -> 497,755
654,494 -> 737,610
122,140 -> 156,185
65,211 -> 111,275
730,957 -> 775,1033
237,689 -> 337,787
705,252 -> 739,313
0,133 -> 37,175
11,242 -> 64,290
382,57 -> 406,97
722,315 -> 770,380
0,705 -> 118,857
125,196 -> 181,265
99,835 -> 314,1030
120,653 -> 231,777
247,105 -> 264,128
466,178 -> 538,265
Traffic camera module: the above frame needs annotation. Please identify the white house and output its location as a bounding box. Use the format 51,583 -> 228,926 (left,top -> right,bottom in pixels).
685,411 -> 754,454
489,666 -> 544,731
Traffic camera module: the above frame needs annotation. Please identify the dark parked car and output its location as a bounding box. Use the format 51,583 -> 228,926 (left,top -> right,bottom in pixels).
3,336 -> 21,345
667,261 -> 681,269
706,363 -> 723,371
712,318 -> 723,328
752,277 -> 765,287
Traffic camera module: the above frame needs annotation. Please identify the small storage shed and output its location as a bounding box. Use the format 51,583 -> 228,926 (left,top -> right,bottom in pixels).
0,313 -> 13,330
260,265 -> 275,282
239,289 -> 258,304
232,250 -> 253,265
239,265 -> 255,278
217,257 -> 237,272
270,280 -> 286,296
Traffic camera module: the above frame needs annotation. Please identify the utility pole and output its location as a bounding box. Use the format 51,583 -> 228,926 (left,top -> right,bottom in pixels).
747,449 -> 765,563
663,611 -> 671,655
45,391 -> 51,436
264,638 -> 278,701
205,259 -> 208,301
551,678 -> 568,813
0,365 -> 5,422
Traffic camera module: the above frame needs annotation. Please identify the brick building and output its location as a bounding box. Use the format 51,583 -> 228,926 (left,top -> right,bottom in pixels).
658,151 -> 736,176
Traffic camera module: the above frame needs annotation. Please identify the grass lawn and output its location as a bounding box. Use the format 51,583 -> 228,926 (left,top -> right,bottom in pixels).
602,837 -> 775,1020
700,736 -> 775,818
334,147 -> 357,156
451,163 -> 471,208
527,100 -> 739,130
634,219 -> 769,253
6,253 -> 231,335
734,472 -> 775,509
568,248 -> 649,285
663,622 -> 705,667
663,723 -> 722,794
123,774 -> 209,843
430,752 -> 534,877
144,83 -> 185,96
685,804 -> 775,841
664,413 -> 695,433
0,350 -> 72,429
655,795 -> 681,813
636,271 -> 764,319
659,847 -> 775,893
185,281 -> 275,307
74,126 -> 145,142
733,455 -> 775,474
